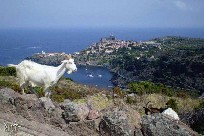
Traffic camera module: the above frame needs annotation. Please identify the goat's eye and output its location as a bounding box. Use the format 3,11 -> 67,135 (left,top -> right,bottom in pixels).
68,62 -> 72,64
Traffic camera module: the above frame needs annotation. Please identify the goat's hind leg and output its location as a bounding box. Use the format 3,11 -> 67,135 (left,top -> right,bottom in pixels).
28,85 -> 39,97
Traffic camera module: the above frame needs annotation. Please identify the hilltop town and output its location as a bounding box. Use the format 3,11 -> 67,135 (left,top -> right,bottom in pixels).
73,35 -> 161,67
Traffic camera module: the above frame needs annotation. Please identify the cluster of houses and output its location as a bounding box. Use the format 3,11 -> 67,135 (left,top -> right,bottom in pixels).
76,35 -> 161,56
80,36 -> 137,55
36,51 -> 66,58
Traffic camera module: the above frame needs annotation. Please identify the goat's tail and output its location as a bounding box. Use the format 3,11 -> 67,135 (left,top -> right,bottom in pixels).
7,64 -> 17,67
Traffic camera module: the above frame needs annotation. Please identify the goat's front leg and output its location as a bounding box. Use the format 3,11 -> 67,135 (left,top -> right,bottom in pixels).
44,87 -> 51,98
20,82 -> 26,95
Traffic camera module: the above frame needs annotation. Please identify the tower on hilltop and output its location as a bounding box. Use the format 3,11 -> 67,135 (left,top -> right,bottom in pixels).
100,35 -> 116,42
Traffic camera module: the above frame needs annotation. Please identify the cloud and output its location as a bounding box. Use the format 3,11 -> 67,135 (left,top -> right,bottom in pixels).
174,1 -> 189,10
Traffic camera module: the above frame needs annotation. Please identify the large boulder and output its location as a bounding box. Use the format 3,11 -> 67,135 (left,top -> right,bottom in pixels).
141,113 -> 199,136
62,102 -> 90,123
99,106 -> 142,136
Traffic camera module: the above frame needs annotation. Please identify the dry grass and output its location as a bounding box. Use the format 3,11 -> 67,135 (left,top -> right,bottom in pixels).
86,93 -> 114,111
127,93 -> 201,115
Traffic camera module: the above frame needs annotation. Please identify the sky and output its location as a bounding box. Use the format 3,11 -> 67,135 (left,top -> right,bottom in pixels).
0,0 -> 204,29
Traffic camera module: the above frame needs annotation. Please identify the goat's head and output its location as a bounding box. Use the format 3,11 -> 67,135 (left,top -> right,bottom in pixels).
62,54 -> 77,74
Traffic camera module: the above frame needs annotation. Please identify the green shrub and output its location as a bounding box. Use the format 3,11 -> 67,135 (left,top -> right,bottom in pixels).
126,96 -> 136,104
166,98 -> 178,112
65,77 -> 73,82
0,80 -> 21,92
33,87 -> 44,97
161,88 -> 174,97
176,91 -> 189,98
106,94 -> 112,100
51,94 -> 65,103
0,66 -> 16,76
113,87 -> 125,98
51,86 -> 83,102
194,100 -> 204,110
128,81 -> 175,96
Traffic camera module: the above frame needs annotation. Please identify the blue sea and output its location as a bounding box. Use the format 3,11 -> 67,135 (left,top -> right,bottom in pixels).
0,28 -> 204,88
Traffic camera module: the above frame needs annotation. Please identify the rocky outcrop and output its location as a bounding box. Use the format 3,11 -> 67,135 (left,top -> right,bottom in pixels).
141,113 -> 199,136
62,101 -> 101,122
0,88 -> 64,125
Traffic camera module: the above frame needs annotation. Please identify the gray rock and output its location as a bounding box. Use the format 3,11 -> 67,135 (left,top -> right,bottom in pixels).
87,109 -> 100,120
62,102 -> 80,123
0,88 -> 21,104
59,99 -> 71,109
99,107 -> 142,136
62,102 -> 89,123
39,97 -> 55,110
141,113 -> 199,136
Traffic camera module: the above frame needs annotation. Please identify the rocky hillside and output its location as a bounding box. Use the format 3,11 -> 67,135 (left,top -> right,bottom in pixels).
0,87 -> 201,136
0,72 -> 203,135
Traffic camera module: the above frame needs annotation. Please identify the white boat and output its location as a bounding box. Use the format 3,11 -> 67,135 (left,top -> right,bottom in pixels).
87,74 -> 94,78
98,74 -> 102,77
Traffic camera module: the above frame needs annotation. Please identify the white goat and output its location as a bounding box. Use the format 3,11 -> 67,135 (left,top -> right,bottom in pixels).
162,108 -> 180,120
8,54 -> 77,98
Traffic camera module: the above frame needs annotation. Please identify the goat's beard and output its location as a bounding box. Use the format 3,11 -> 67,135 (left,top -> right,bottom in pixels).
67,70 -> 72,74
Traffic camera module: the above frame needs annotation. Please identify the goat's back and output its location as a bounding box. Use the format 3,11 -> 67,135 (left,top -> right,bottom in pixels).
16,60 -> 58,86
